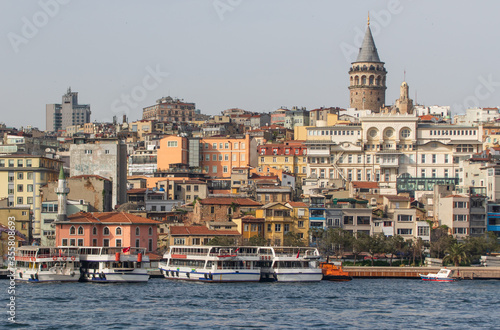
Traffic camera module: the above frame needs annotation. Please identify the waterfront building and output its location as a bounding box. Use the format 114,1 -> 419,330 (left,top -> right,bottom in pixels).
46,88 -> 91,132
0,206 -> 31,243
0,154 -> 61,240
168,225 -> 240,246
142,96 -> 195,122
257,141 -> 308,180
231,215 -> 265,243
454,107 -> 500,126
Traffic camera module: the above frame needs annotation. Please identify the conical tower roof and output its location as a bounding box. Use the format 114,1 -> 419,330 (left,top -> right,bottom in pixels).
354,25 -> 381,63
59,166 -> 65,180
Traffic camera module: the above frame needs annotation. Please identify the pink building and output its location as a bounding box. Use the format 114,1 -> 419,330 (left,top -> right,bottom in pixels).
55,212 -> 161,252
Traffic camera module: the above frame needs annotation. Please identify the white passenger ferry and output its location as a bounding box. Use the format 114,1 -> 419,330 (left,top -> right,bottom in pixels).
159,246 -> 262,282
78,247 -> 150,283
258,247 -> 322,282
15,246 -> 80,282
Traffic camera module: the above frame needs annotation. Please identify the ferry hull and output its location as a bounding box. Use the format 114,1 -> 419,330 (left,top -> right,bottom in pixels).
15,270 -> 80,283
81,271 -> 149,283
274,271 -> 323,282
420,276 -> 455,282
159,267 -> 261,282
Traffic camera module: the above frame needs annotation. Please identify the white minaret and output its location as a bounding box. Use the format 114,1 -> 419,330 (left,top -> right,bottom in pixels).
55,166 -> 70,221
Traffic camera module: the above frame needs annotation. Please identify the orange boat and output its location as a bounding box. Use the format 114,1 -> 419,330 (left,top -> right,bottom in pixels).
319,261 -> 352,281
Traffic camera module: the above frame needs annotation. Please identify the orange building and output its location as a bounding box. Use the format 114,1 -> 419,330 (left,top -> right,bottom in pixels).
157,136 -> 189,170
157,134 -> 257,178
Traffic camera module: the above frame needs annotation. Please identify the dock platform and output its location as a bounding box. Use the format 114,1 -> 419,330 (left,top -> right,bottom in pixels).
344,266 -> 500,280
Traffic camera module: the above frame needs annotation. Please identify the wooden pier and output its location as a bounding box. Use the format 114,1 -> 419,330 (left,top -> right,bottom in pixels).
344,266 -> 500,280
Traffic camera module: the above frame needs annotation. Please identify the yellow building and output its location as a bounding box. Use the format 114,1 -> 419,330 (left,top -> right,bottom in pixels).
0,155 -> 61,240
0,207 -> 32,242
257,202 -> 308,246
257,141 -> 308,181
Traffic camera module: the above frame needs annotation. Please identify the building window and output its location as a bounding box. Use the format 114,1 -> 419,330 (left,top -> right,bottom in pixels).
421,154 -> 425,163
167,141 -> 178,147
69,239 -> 76,246
103,239 -> 109,247
212,166 -> 217,173
103,227 -> 110,235
77,226 -> 84,235
225,154 -> 229,161
149,239 -> 153,251
454,228 -> 467,235
398,215 -> 413,222
454,214 -> 468,221
421,169 -> 425,178
62,239 -> 68,246
92,227 -> 97,235
17,172 -> 23,180
417,227 -> 429,236
92,239 -> 98,247
149,227 -> 153,236
85,150 -> 92,154
454,202 -> 467,208
27,172 -> 33,180
397,229 -> 413,235
77,239 -> 84,247
17,184 -> 23,192
135,239 -> 140,247
27,197 -> 33,204
116,227 -> 122,235
70,226 -> 76,235
432,154 -> 436,164
275,224 -> 281,232
116,239 -> 122,247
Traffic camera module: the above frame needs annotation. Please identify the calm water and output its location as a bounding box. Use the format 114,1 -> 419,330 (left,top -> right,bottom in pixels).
2,278 -> 499,329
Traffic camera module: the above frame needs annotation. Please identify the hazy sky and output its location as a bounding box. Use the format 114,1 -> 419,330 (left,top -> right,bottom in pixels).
1,0 -> 500,129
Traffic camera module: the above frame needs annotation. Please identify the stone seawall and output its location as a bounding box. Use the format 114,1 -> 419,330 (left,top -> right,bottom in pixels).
344,266 -> 500,279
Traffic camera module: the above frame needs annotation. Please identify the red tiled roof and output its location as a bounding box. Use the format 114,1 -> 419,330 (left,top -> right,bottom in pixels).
444,194 -> 467,198
170,226 -> 240,236
352,181 -> 379,189
66,212 -> 161,224
199,197 -> 262,206
70,175 -> 111,181
419,115 -> 438,121
286,201 -> 308,207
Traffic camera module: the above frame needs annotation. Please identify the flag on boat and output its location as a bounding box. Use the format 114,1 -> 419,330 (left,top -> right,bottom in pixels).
122,247 -> 131,253
296,249 -> 300,258
234,247 -> 240,253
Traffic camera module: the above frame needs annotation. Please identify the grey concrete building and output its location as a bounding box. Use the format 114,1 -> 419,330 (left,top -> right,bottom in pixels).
70,140 -> 127,208
46,88 -> 91,132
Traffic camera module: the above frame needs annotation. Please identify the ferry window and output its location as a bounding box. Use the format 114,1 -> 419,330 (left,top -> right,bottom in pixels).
148,227 -> 153,236
136,227 -> 140,235
77,226 -> 84,235
116,227 -> 122,236
103,227 -> 110,235
70,226 -> 76,235
92,227 -> 97,235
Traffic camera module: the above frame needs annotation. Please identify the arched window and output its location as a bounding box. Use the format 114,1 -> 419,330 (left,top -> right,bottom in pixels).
103,227 -> 110,236
92,227 -> 97,235
376,76 -> 381,86
361,76 -> 367,85
70,226 -> 76,235
77,226 -> 84,235
135,227 -> 140,236
369,75 -> 374,85
148,227 -> 153,236
400,128 -> 411,139
116,227 -> 122,236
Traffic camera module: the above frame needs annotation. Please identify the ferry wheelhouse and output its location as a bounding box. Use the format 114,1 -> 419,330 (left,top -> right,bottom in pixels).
258,247 -> 323,282
159,246 -> 262,282
15,246 -> 80,282
78,247 -> 150,283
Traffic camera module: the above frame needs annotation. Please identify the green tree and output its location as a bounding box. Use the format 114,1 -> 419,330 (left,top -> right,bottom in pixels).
283,232 -> 306,247
385,235 -> 405,266
207,236 -> 236,246
329,228 -> 354,260
248,235 -> 267,246
363,233 -> 385,266
430,225 -> 454,258
352,233 -> 369,265
443,242 -> 470,267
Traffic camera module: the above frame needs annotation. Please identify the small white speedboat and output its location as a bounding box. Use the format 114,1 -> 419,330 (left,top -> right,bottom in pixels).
419,268 -> 456,282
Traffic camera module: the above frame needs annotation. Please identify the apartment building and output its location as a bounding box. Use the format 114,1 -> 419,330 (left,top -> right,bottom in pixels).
142,96 -> 195,122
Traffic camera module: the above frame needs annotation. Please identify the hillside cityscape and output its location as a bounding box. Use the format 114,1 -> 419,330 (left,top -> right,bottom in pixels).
3,17 -> 500,267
